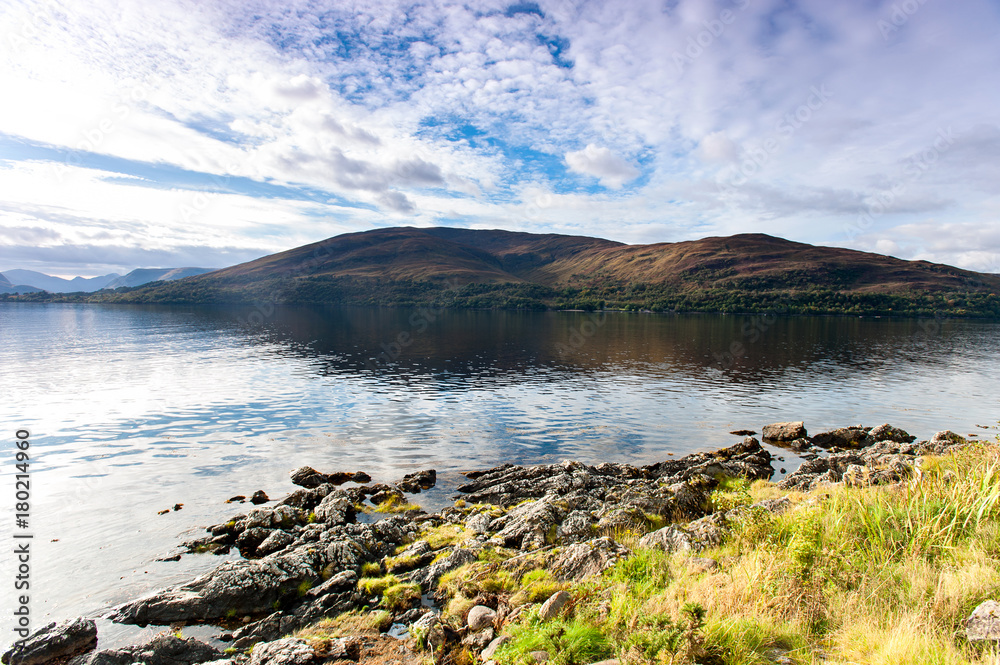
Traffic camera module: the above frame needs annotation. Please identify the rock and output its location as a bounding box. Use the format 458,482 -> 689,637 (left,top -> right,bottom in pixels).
688,557 -> 719,573
69,634 -> 221,665
637,526 -> 695,553
290,466 -> 328,489
411,548 -> 478,590
467,605 -> 497,632
250,490 -> 269,505
370,487 -> 406,506
325,637 -> 361,660
530,651 -> 549,662
226,495 -> 245,503
110,545 -> 326,624
729,430 -> 756,436
411,612 -> 446,648
313,493 -> 356,525
247,638 -> 318,665
811,426 -> 871,449
551,538 -> 629,581
465,513 -> 492,535
461,627 -> 495,651
257,530 -> 295,556
538,591 -> 571,620
557,511 -> 595,543
966,600 -> 1000,641
351,471 -> 371,483
588,661 -> 620,665
396,470 -> 437,493
491,495 -> 568,550
480,635 -> 510,661
762,422 -> 806,441
869,424 -> 915,444
1,617 -> 96,665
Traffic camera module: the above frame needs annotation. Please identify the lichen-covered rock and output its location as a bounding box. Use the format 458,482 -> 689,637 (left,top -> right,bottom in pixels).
257,529 -> 295,556
465,512 -> 492,535
480,636 -> 510,661
551,538 -> 629,581
762,422 -> 806,441
461,627 -> 495,651
2,618 -> 96,665
110,545 -> 325,624
966,600 -> 1000,641
313,493 -> 356,525
247,638 -> 318,665
68,634 -> 221,665
410,547 -> 478,590
491,496 -> 568,550
637,526 -> 695,552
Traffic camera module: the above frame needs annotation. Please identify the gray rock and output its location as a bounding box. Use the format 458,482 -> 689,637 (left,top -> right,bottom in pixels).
313,493 -> 355,525
69,634 -> 221,665
966,600 -> 1000,641
557,511 -> 595,543
2,617 -> 96,665
257,530 -> 295,556
869,424 -> 915,444
530,651 -> 549,662
480,635 -> 510,661
410,547 -> 478,590
110,545 -> 325,624
290,466 -> 328,489
247,638 -> 318,665
811,426 -> 871,449
411,612 -> 445,648
538,591 -> 571,620
551,538 -> 628,581
762,422 -> 806,441
465,513 -> 492,535
637,526 -> 695,552
395,470 -> 437,493
491,495 -> 568,551
461,627 -> 494,651
467,605 -> 496,632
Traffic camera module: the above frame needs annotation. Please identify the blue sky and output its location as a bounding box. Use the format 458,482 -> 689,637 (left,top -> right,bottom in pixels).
1,0 -> 999,277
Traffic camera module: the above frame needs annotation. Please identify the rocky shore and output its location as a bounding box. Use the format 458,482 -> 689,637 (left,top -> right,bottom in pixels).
4,422 -> 997,665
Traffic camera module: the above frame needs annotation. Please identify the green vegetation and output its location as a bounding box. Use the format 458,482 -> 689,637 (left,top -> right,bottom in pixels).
7,277 -> 998,318
357,574 -> 400,597
484,441 -> 1000,664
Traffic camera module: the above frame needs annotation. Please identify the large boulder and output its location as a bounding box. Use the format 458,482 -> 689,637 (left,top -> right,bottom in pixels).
762,422 -> 807,442
2,618 -> 96,665
68,635 -> 220,665
110,546 -> 325,624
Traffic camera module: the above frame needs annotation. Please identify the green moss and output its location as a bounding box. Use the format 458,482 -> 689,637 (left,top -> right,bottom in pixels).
360,561 -> 383,577
383,553 -> 422,573
297,579 -> 313,596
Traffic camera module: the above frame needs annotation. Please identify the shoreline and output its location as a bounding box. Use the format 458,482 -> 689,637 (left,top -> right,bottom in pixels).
5,421 -> 998,665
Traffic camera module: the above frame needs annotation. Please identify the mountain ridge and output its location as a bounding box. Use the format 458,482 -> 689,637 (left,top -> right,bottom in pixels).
12,227 -> 1000,317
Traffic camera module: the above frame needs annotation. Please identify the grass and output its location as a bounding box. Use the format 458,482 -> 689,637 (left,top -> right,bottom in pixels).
495,439 -> 1000,664
382,582 -> 421,611
421,523 -> 471,549
357,574 -> 400,597
373,495 -> 422,513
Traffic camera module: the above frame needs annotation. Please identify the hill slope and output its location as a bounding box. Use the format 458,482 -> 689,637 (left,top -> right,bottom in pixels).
45,227 -> 1000,316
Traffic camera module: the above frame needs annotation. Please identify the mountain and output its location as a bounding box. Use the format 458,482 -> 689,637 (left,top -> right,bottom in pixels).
104,267 -> 214,289
0,267 -> 214,293
61,227 -> 1000,316
0,272 -> 43,294
1,269 -> 120,293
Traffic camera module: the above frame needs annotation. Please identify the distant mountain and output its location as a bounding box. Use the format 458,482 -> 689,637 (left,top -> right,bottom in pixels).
0,267 -> 213,293
56,227 -> 1000,316
1,269 -> 120,293
103,267 -> 214,289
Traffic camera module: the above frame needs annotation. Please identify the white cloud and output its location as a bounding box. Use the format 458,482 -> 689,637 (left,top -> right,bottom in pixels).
564,144 -> 639,189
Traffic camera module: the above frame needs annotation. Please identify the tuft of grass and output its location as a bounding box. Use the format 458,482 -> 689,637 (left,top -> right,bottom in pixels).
382,582 -> 421,611
360,561 -> 382,577
510,568 -> 564,607
495,611 -> 613,665
422,523 -> 469,549
357,574 -> 400,597
295,609 -> 393,641
374,495 -> 422,513
296,579 -> 313,597
383,553 -> 422,573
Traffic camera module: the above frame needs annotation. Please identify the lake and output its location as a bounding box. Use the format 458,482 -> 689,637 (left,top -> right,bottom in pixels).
1,302 -> 998,648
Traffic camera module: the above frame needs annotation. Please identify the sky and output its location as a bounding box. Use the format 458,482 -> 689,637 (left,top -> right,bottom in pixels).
1,0 -> 999,278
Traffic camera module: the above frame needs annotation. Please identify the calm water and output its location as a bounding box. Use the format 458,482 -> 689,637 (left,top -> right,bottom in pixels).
1,302 -> 998,648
